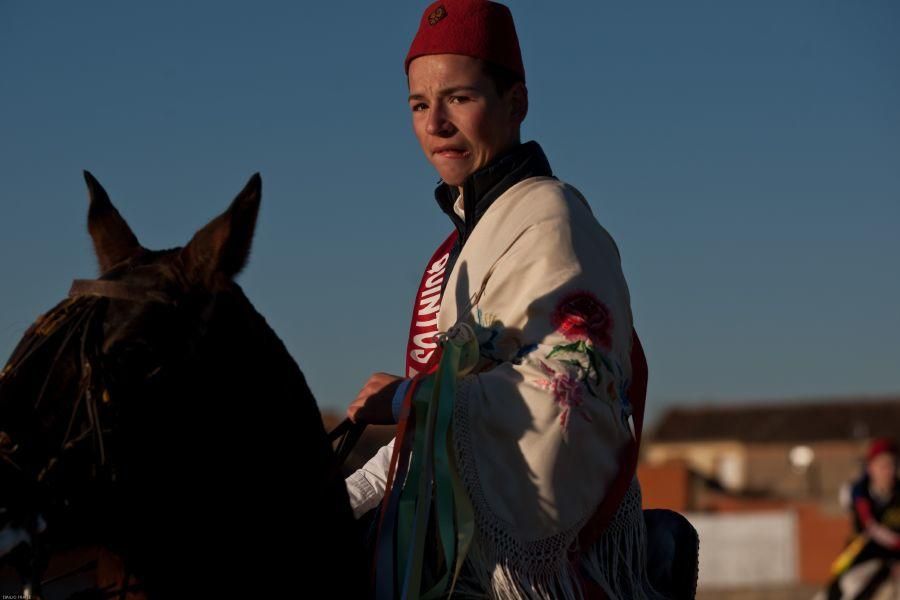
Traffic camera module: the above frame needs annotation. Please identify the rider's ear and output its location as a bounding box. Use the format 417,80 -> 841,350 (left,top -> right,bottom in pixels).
507,82 -> 528,127
84,171 -> 143,274
180,173 -> 261,287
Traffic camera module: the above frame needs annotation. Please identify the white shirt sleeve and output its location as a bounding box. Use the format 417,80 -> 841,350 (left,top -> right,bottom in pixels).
344,436 -> 396,519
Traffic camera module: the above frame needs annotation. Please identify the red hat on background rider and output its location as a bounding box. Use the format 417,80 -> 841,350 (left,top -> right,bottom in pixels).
404,0 -> 525,81
867,437 -> 899,463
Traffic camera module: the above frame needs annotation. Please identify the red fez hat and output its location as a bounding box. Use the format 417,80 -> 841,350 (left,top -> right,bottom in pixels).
405,0 -> 525,82
867,438 -> 898,463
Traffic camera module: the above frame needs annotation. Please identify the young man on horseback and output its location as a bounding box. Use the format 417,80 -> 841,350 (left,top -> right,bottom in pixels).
344,1 -> 661,598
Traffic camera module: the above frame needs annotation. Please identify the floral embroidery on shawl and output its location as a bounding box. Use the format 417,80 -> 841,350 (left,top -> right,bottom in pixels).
551,289 -> 613,349
529,290 -> 635,434
532,359 -> 592,428
470,298 -> 634,435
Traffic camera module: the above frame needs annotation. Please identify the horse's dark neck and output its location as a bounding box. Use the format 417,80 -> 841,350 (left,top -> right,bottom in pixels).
199,286 -> 328,443
180,284 -> 345,495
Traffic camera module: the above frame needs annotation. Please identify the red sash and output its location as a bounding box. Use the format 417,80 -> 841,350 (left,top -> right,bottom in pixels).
404,230 -> 459,377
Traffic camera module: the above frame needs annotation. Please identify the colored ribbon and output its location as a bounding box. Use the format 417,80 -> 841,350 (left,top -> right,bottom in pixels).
376,322 -> 480,600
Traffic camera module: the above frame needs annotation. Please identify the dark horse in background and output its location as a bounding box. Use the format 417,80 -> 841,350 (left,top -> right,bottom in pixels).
0,173 -> 366,598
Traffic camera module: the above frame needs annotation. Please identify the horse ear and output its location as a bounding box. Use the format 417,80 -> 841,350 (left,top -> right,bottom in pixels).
180,173 -> 261,286
84,170 -> 143,274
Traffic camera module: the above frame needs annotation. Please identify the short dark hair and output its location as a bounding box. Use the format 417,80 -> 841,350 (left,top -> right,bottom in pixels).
480,60 -> 524,97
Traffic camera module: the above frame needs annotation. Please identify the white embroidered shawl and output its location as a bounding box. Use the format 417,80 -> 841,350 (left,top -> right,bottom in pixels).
436,176 -> 659,600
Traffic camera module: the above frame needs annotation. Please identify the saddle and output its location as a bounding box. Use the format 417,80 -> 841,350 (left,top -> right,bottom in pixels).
644,508 -> 700,600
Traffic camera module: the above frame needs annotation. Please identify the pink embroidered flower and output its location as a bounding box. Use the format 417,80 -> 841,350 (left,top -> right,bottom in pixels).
532,361 -> 593,430
551,290 -> 613,350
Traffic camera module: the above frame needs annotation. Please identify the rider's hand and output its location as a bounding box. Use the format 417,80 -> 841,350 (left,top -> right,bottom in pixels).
346,372 -> 404,425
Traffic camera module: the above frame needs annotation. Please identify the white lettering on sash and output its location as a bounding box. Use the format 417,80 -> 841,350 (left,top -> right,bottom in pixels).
409,349 -> 435,364
412,332 -> 438,349
417,294 -> 441,316
428,253 -> 450,274
424,271 -> 445,289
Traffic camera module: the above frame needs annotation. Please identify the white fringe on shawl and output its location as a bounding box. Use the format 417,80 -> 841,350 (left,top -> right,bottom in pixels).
450,376 -> 667,600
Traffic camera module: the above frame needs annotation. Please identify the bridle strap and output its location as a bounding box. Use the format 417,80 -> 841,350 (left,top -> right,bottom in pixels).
69,279 -> 175,305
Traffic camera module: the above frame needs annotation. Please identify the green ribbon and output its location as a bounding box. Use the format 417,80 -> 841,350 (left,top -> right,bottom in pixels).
398,324 -> 480,600
401,376 -> 435,595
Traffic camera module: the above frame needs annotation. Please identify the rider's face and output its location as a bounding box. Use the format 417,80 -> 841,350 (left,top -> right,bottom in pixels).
407,54 -> 523,187
868,452 -> 898,491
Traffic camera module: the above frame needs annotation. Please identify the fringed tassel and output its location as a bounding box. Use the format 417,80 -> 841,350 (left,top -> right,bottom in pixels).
452,374 -> 666,600
451,539 -> 585,600
447,479 -> 665,600
578,479 -> 668,600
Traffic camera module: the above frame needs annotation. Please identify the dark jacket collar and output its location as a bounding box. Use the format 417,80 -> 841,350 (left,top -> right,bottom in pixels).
434,140 -> 553,246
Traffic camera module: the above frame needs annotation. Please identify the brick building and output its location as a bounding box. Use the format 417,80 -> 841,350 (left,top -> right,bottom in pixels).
638,395 -> 900,587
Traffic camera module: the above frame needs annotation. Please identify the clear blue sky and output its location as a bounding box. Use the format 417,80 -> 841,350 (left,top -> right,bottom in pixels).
2,1 -> 898,425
